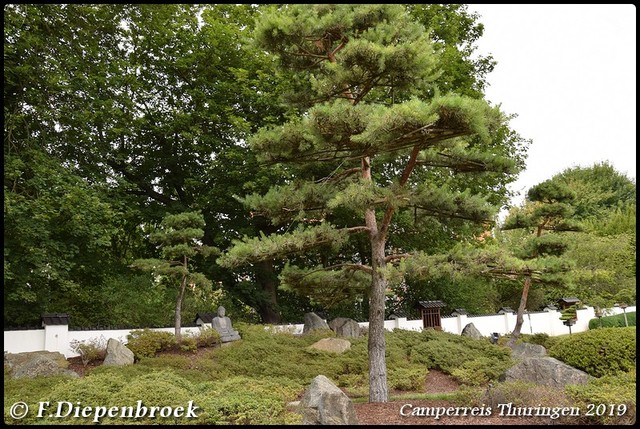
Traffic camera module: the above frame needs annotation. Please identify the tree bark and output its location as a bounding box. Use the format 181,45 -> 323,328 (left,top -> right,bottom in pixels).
361,156 -> 389,403
507,275 -> 531,347
254,259 -> 282,324
175,256 -> 188,344
368,233 -> 389,403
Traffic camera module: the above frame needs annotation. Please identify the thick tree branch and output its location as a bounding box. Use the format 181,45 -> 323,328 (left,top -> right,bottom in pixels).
379,144 -> 422,239
385,253 -> 411,263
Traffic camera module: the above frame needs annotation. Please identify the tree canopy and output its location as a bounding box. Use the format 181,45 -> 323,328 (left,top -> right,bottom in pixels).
218,4 -> 527,403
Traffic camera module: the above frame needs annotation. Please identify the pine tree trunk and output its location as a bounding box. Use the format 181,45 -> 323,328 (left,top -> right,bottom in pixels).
362,154 -> 389,403
368,233 -> 389,403
175,257 -> 188,344
254,259 -> 282,324
508,275 -> 531,347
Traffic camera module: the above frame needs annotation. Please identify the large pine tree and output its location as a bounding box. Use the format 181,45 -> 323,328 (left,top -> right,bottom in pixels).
219,4 -> 523,402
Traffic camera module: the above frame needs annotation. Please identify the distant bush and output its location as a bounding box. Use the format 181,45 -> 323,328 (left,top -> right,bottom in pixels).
519,332 -> 561,350
548,327 -> 636,377
196,327 -> 220,348
70,336 -> 107,367
179,334 -> 198,353
126,329 -> 177,360
589,311 -> 635,329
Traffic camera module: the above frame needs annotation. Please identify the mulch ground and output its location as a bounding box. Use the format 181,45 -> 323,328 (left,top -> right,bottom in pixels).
353,370 -> 587,425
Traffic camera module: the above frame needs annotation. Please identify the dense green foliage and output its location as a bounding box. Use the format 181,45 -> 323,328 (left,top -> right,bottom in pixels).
3,3 -> 634,333
126,329 -> 179,360
566,370 -> 636,425
5,325 -> 636,424
589,311 -> 636,329
548,327 -> 636,377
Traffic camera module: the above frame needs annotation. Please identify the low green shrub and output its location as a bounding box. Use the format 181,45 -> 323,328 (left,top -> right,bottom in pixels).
482,380 -> 574,411
548,327 -> 636,377
3,374 -> 73,424
197,376 -> 303,424
452,356 -> 513,386
126,329 -> 177,360
196,327 -> 220,348
106,371 -> 197,425
179,335 -> 197,353
137,355 -> 192,371
565,369 -> 636,425
388,367 -> 426,391
400,329 -> 513,384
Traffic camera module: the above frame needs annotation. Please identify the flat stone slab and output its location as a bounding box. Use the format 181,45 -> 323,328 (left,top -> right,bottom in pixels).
309,338 -> 351,354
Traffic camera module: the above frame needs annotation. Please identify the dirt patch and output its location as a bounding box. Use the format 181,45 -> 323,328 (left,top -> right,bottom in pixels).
66,356 -> 104,377
353,370 -> 586,425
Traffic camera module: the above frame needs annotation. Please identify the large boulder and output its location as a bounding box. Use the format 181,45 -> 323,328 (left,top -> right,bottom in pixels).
309,338 -> 351,354
300,375 -> 358,425
303,312 -> 330,335
461,323 -> 483,340
503,356 -> 593,388
328,318 -> 361,338
103,338 -> 134,366
4,351 -> 79,379
510,342 -> 547,358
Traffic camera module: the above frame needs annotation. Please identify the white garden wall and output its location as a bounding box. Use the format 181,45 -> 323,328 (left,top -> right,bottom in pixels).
4,305 -> 634,358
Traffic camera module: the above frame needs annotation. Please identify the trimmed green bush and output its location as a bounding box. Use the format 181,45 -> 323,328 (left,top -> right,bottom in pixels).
196,327 -> 220,347
566,369 -> 636,425
126,329 -> 177,360
548,327 -> 636,377
179,334 -> 198,352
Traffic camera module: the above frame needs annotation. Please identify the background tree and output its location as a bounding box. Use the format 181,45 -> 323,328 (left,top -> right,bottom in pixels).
500,179 -> 581,346
219,4 -> 524,402
4,4 -> 292,326
546,163 -> 635,308
132,212 -> 217,342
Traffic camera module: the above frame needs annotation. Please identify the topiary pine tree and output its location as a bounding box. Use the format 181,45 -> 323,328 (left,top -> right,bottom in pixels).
501,179 -> 581,346
132,211 -> 217,343
218,4 -> 523,403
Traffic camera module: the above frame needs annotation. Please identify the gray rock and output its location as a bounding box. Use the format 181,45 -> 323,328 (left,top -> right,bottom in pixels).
328,317 -> 361,338
510,342 -> 547,358
103,338 -> 134,366
309,338 -> 351,354
461,322 -> 483,340
503,356 -> 593,388
300,375 -> 358,425
303,312 -> 330,334
4,351 -> 79,379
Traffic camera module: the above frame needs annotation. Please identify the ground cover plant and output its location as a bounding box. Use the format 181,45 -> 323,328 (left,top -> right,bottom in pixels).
4,325 -> 636,425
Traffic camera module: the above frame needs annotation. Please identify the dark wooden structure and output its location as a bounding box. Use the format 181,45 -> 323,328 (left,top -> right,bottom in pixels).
41,313 -> 70,327
450,308 -> 467,317
416,300 -> 446,330
557,297 -> 580,311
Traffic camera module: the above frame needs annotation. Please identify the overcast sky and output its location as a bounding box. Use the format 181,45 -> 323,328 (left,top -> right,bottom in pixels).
466,4 -> 636,210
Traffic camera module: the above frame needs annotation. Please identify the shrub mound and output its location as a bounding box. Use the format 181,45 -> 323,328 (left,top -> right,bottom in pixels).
547,327 -> 636,377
